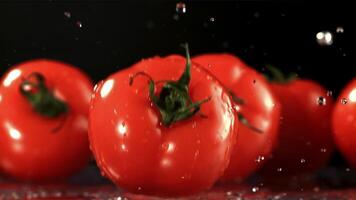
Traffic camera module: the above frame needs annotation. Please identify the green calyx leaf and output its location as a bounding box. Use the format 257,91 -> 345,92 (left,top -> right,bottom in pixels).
19,73 -> 68,118
129,43 -> 211,126
265,65 -> 298,83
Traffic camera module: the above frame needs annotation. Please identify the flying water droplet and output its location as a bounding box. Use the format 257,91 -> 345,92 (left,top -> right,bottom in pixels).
341,98 -> 348,105
316,31 -> 333,46
76,21 -> 83,28
320,148 -> 327,153
317,96 -> 326,106
346,168 -> 351,172
176,2 -> 186,14
64,11 -> 71,18
277,167 -> 283,172
336,27 -> 344,33
209,17 -> 215,22
300,158 -> 306,163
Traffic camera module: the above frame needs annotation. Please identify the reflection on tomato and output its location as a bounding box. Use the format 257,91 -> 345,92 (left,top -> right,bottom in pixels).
0,59 -> 92,181
193,54 -> 281,181
89,54 -> 237,196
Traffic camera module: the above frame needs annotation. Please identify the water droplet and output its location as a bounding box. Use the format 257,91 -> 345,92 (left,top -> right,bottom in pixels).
317,96 -> 326,106
209,17 -> 215,22
327,91 -> 333,97
251,186 -> 259,193
336,27 -> 344,33
313,187 -> 320,192
300,158 -> 306,163
346,168 -> 351,172
76,21 -> 83,28
341,98 -> 348,104
176,2 -> 186,14
192,121 -> 197,128
173,14 -> 179,21
277,167 -> 283,172
64,11 -> 71,18
255,155 -> 265,163
320,148 -> 327,153
316,31 -> 333,46
137,186 -> 142,191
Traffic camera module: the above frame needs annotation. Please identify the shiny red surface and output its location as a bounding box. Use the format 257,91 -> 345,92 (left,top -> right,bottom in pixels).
193,54 -> 281,181
0,59 -> 92,181
88,55 -> 237,196
262,80 -> 334,175
333,78 -> 356,168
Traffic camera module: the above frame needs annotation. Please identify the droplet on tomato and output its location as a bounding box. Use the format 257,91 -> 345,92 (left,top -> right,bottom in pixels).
251,187 -> 259,193
341,98 -> 348,105
326,90 -> 333,97
255,155 -> 265,163
176,2 -> 186,14
317,96 -> 326,106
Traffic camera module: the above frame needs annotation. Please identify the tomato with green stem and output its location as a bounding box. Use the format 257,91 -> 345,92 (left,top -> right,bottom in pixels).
89,45 -> 238,196
192,54 -> 281,181
0,59 -> 93,182
262,66 -> 334,176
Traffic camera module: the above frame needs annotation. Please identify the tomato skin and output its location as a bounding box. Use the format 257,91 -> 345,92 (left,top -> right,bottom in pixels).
263,80 -> 334,175
332,79 -> 356,168
0,59 -> 92,181
89,55 -> 237,196
192,54 -> 281,181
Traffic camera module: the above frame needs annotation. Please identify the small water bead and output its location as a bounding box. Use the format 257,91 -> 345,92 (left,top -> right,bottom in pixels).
277,167 -> 283,172
176,2 -> 186,14
192,121 -> 197,128
336,26 -> 344,33
251,187 -> 259,193
209,17 -> 215,22
327,91 -> 333,97
64,11 -> 71,18
300,158 -> 306,163
76,21 -> 83,28
320,148 -> 327,153
255,155 -> 265,163
316,31 -> 333,46
346,168 -> 351,172
341,98 -> 348,104
317,96 -> 326,106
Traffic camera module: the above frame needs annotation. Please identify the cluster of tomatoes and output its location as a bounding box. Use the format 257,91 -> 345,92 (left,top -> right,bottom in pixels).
0,45 -> 355,197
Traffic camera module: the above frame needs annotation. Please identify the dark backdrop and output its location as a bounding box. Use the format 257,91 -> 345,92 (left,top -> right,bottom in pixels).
0,1 -> 355,96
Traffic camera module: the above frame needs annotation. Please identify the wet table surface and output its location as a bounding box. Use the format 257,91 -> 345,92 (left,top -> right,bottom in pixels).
1,165 -> 356,199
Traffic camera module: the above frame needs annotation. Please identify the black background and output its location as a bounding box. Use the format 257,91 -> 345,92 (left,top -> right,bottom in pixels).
0,1 -> 355,96
0,1 -> 355,172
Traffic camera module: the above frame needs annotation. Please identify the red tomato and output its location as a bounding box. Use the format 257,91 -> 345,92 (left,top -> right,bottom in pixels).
89,53 -> 237,196
262,79 -> 334,175
0,59 -> 92,181
192,54 -> 281,181
332,79 -> 356,168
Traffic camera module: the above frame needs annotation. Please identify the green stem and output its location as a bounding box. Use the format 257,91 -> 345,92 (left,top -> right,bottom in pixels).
19,73 -> 68,118
129,43 -> 210,126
